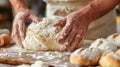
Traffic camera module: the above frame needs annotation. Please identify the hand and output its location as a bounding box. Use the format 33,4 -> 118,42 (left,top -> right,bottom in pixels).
11,9 -> 40,48
54,11 -> 90,52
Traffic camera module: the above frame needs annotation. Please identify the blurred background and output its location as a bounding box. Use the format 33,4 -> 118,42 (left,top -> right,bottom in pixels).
0,0 -> 120,32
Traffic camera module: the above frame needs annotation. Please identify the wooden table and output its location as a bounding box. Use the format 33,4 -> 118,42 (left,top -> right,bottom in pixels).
0,40 -> 98,67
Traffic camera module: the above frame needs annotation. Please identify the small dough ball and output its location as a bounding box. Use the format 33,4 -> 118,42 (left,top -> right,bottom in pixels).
107,33 -> 120,47
0,37 -> 4,46
70,48 -> 101,66
89,38 -> 117,53
31,61 -> 49,67
17,64 -> 31,67
0,34 -> 11,44
116,49 -> 120,55
99,51 -> 120,67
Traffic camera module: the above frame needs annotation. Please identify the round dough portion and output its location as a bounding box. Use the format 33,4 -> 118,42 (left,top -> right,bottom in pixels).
70,48 -> 101,65
116,49 -> 120,56
89,38 -> 117,53
107,33 -> 120,47
31,61 -> 49,67
23,17 -> 83,51
99,51 -> 120,67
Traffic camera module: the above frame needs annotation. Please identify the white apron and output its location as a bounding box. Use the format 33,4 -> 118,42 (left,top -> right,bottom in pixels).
44,0 -> 117,40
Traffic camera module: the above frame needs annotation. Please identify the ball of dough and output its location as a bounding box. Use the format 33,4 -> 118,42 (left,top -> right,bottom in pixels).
31,61 -> 49,67
107,33 -> 120,47
0,34 -> 11,44
0,36 -> 4,46
70,48 -> 101,66
17,64 -> 30,67
89,38 -> 117,53
23,17 -> 83,51
116,49 -> 120,56
99,51 -> 120,67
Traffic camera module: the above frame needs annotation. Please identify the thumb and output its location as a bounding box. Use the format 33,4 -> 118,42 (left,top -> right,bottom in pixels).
30,14 -> 41,23
54,17 -> 66,27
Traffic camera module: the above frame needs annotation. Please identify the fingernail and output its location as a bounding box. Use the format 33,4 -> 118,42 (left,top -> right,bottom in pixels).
64,42 -> 69,46
35,18 -> 40,23
57,36 -> 64,43
59,35 -> 64,39
60,45 -> 67,52
76,35 -> 80,37
63,33 -> 67,36
67,49 -> 73,52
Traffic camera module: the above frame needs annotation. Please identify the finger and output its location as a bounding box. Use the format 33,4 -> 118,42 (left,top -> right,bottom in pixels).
67,29 -> 85,52
18,20 -> 26,41
60,28 -> 77,52
30,14 -> 40,23
60,45 -> 67,52
57,24 -> 72,44
12,21 -> 24,48
11,22 -> 19,42
54,18 -> 66,26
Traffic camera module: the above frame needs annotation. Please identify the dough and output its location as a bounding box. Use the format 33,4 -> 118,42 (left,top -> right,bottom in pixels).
17,61 -> 48,67
89,38 -> 117,53
17,64 -> 31,67
116,49 -> 120,56
31,61 -> 49,67
107,33 -> 120,47
99,51 -> 120,67
23,17 -> 83,51
23,17 -> 62,50
70,48 -> 102,65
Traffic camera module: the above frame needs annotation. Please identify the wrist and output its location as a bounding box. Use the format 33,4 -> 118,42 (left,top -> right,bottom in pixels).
9,0 -> 28,15
76,9 -> 92,25
14,7 -> 28,14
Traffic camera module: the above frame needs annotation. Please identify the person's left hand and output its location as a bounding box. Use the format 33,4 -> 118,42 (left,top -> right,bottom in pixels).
54,10 -> 90,52
12,9 -> 40,48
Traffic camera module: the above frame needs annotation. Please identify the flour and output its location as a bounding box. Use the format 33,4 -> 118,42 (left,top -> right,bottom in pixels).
23,17 -> 63,51
89,38 -> 117,53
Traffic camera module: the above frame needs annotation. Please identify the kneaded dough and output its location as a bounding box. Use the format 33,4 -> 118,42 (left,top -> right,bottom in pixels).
22,17 -> 62,50
23,17 -> 83,51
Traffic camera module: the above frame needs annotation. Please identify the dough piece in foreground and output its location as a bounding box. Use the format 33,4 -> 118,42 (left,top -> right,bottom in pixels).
17,64 -> 31,67
99,51 -> 120,67
70,48 -> 101,65
31,61 -> 49,67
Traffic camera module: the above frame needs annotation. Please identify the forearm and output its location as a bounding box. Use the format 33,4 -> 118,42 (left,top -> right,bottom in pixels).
9,0 -> 28,14
78,0 -> 120,24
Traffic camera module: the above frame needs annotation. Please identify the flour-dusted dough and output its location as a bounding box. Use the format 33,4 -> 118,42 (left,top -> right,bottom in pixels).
23,17 -> 83,51
99,51 -> 120,67
31,61 -> 49,67
22,17 -> 63,50
89,38 -> 117,53
17,64 -> 31,67
107,33 -> 120,47
17,61 -> 48,67
70,48 -> 102,65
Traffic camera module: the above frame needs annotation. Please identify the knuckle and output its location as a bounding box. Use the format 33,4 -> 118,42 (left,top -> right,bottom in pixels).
64,42 -> 69,46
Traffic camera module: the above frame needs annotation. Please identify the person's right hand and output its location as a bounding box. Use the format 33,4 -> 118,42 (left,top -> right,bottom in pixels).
11,9 -> 40,48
